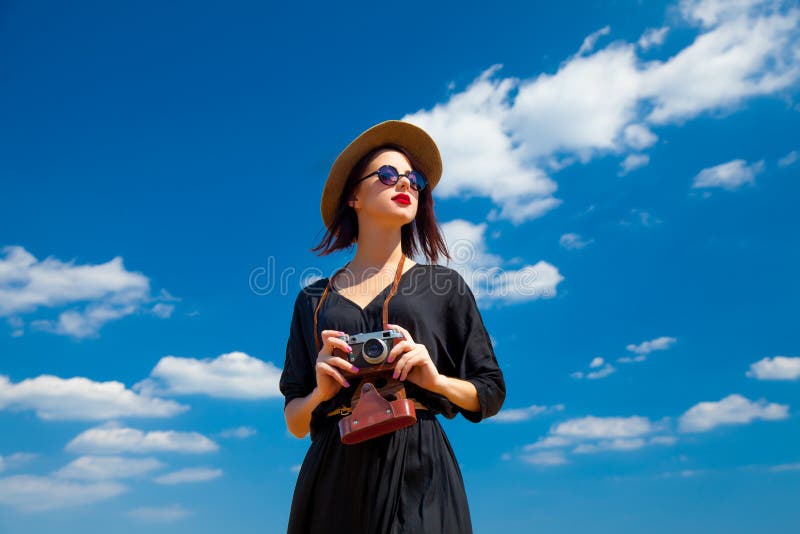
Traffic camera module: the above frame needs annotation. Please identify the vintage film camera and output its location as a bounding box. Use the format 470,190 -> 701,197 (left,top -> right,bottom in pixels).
331,328 -> 418,444
332,328 -> 404,378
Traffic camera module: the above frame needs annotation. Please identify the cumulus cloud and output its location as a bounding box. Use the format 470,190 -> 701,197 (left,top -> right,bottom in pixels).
65,422 -> 219,455
746,356 -> 800,380
400,0 -> 799,223
0,374 -> 188,421
53,455 -> 164,480
692,158 -> 765,190
153,467 -> 222,485
0,245 -> 176,338
433,219 -> 564,305
0,474 -> 126,512
132,351 -> 283,400
679,393 -> 789,432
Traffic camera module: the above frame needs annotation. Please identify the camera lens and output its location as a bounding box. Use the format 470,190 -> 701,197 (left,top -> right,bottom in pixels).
362,338 -> 388,364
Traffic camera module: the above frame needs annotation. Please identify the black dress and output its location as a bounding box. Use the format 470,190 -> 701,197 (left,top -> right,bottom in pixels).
279,263 -> 506,534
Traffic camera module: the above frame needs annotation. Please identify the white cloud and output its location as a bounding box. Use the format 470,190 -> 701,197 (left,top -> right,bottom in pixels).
513,414 -> 674,465
65,422 -> 219,455
0,474 -> 126,512
54,455 -> 164,480
578,25 -> 611,56
626,336 -> 677,355
777,149 -> 798,167
619,153 -> 651,174
747,356 -> 800,380
679,393 -> 789,432
153,467 -> 222,485
0,245 -> 176,338
520,450 -> 569,466
559,233 -> 594,250
551,415 -> 659,439
572,358 -> 616,380
638,26 -> 670,49
619,208 -> 662,227
128,504 -> 191,522
132,351 -> 282,399
0,374 -> 188,421
492,403 -> 564,423
0,453 -> 37,473
573,435 -> 676,454
400,2 -> 799,223
692,158 -> 765,190
151,303 -> 175,319
435,219 -> 564,305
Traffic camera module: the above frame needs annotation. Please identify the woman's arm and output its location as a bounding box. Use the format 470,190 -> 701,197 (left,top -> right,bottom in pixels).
284,387 -> 325,438
429,375 -> 480,413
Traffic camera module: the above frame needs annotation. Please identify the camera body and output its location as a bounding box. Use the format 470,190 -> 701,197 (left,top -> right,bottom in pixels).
333,328 -> 404,378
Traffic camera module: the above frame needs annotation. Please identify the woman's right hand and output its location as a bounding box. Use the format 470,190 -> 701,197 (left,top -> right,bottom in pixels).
315,330 -> 360,402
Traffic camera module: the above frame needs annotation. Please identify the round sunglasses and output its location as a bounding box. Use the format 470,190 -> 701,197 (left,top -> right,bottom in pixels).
354,165 -> 428,191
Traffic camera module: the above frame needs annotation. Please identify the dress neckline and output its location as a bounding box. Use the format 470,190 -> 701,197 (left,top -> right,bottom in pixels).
330,262 -> 423,313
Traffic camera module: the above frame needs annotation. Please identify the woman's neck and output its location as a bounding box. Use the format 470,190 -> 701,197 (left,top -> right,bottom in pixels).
348,225 -> 408,276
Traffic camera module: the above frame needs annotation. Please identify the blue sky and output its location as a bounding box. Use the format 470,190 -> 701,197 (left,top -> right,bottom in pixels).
1,0 -> 799,532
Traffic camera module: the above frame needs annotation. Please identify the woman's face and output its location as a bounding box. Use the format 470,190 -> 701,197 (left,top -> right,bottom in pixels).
348,149 -> 420,228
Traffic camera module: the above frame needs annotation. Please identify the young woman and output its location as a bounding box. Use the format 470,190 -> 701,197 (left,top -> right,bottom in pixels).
279,120 -> 505,533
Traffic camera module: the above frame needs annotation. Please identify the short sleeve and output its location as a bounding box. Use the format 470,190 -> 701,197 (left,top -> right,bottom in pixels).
279,290 -> 316,408
448,272 -> 506,423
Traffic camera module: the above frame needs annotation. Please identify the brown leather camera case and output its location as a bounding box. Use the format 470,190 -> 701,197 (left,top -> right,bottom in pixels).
338,382 -> 417,445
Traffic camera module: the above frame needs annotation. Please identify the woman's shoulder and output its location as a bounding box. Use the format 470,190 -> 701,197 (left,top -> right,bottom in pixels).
292,276 -> 330,306
409,262 -> 471,298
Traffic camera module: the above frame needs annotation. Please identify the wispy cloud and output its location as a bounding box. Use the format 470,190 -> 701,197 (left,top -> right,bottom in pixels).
559,233 -> 595,250
492,403 -> 565,423
0,474 -> 126,512
153,467 -> 223,485
0,245 -> 176,338
54,455 -> 165,480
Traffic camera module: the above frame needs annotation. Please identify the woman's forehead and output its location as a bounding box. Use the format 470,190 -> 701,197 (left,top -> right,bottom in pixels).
366,149 -> 413,171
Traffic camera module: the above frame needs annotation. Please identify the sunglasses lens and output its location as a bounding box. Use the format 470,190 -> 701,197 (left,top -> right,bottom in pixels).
409,171 -> 427,191
377,166 -> 399,186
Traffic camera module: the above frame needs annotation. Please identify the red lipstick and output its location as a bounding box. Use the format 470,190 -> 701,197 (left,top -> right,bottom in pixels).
392,193 -> 411,205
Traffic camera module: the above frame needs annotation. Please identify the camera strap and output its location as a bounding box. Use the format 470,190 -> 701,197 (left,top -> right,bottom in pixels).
312,253 -> 406,353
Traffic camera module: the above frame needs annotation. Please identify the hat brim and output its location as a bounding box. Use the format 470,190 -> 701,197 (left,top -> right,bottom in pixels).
320,120 -> 442,229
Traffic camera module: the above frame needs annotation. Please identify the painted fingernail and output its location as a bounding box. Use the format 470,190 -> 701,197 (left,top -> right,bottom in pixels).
392,370 -> 399,379
346,345 -> 352,352
351,366 -> 359,373
344,380 -> 351,387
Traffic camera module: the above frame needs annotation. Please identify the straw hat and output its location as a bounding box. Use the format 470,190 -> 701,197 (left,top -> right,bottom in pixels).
320,120 -> 442,229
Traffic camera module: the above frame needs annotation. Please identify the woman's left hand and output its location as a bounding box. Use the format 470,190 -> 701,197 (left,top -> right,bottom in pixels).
386,323 -> 441,391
